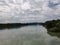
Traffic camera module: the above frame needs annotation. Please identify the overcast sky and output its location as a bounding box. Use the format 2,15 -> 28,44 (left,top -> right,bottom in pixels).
0,0 -> 60,23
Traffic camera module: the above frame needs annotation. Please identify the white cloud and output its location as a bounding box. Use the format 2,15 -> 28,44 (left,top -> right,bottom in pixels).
21,2 -> 31,10
0,0 -> 60,23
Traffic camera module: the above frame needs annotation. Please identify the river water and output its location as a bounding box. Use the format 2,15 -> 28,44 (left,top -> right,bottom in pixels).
0,25 -> 60,45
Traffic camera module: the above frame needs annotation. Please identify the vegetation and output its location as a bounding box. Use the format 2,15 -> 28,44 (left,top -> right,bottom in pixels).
42,19 -> 60,32
42,19 -> 60,37
0,23 -> 43,29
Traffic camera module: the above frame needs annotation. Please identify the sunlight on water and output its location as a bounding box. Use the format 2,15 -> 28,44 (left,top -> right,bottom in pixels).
0,25 -> 60,45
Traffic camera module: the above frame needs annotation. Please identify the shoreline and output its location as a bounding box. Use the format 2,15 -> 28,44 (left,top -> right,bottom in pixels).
0,23 -> 43,29
42,19 -> 60,37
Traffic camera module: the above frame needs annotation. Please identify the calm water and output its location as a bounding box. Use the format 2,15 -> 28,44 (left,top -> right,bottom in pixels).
0,25 -> 60,45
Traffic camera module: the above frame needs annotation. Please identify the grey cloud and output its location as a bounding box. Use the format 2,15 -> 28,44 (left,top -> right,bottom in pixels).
48,0 -> 60,8
0,0 -> 7,5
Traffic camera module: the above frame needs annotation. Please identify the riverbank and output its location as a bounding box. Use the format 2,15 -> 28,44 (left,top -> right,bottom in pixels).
42,19 -> 60,37
42,19 -> 60,32
0,23 -> 43,29
0,20 -> 60,37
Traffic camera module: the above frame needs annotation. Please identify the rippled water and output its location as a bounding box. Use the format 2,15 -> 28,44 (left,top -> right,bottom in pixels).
0,25 -> 60,45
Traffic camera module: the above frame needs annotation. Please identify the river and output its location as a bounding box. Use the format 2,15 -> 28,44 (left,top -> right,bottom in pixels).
0,25 -> 60,45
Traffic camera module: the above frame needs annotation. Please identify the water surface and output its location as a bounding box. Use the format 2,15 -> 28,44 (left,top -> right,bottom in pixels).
0,25 -> 60,45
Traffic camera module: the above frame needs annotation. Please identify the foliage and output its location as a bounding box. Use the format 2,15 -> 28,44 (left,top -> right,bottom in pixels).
43,20 -> 60,32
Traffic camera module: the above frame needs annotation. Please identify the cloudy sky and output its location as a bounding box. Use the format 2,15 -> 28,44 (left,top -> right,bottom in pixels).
0,0 -> 60,23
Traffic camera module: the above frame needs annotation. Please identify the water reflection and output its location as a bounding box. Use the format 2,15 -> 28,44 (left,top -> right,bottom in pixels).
0,25 -> 60,45
48,32 -> 60,38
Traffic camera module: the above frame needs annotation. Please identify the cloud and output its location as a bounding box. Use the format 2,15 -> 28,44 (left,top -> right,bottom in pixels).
0,0 -> 60,23
21,2 -> 31,10
48,0 -> 59,8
